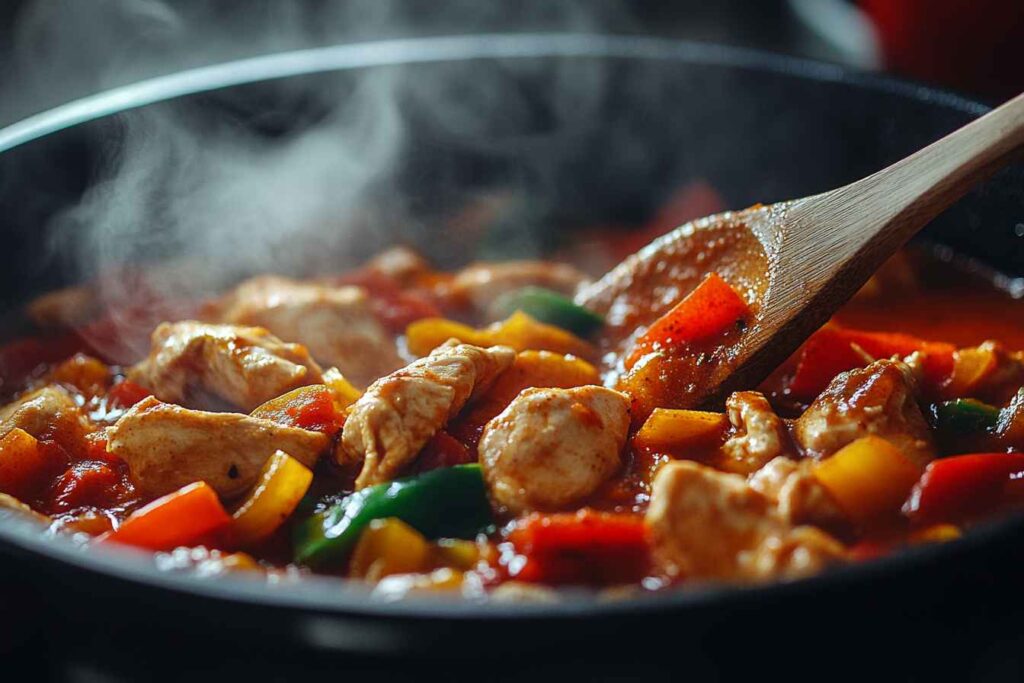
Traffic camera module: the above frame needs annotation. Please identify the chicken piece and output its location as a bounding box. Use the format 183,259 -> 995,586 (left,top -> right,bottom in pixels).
646,460 -> 845,582
0,386 -> 94,452
339,341 -> 515,489
26,284 -> 100,328
446,261 -> 587,319
721,391 -> 792,473
128,321 -> 322,411
793,359 -> 935,467
480,386 -> 630,514
361,246 -> 432,286
748,456 -> 847,532
213,276 -> 402,388
107,396 -> 328,499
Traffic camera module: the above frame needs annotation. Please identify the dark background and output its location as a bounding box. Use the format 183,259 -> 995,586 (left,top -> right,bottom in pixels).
2,0 -> 1022,131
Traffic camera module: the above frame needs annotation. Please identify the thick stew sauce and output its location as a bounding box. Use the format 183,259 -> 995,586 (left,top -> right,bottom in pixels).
2,228 -> 1024,600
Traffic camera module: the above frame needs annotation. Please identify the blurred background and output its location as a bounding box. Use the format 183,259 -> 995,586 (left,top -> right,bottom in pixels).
1,0 -> 1022,129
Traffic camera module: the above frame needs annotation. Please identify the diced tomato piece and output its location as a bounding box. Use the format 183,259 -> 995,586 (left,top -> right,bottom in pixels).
250,385 -> 345,437
335,269 -> 441,332
49,461 -> 121,512
788,325 -> 955,401
0,429 -> 63,501
508,510 -> 650,585
904,453 -> 1024,526
626,273 -> 748,369
410,431 -> 473,474
107,380 -> 152,409
102,482 -> 232,552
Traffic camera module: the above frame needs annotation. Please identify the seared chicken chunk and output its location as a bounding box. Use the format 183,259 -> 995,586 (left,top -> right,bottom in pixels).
26,284 -> 100,328
748,456 -> 847,532
362,246 -> 432,286
480,386 -> 630,514
1,386 -> 94,450
213,276 -> 402,388
339,341 -> 515,489
721,391 -> 791,473
128,321 -> 322,411
793,359 -> 935,467
646,460 -> 845,582
107,396 -> 328,499
447,261 -> 587,319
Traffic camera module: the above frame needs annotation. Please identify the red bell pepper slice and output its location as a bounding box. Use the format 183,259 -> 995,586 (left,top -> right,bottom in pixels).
101,481 -> 232,551
904,453 -> 1024,526
107,380 -> 153,409
788,325 -> 955,401
626,272 -> 748,369
251,385 -> 345,437
507,510 -> 650,585
49,461 -> 122,512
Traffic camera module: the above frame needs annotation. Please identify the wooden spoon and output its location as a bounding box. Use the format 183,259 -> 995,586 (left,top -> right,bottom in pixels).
578,91 -> 1024,408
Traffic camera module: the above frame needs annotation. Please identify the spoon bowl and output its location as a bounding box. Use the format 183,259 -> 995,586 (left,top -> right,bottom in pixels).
580,91 -> 1024,408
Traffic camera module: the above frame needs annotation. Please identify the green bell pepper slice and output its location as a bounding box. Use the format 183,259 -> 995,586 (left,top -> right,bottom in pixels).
293,464 -> 493,569
495,286 -> 604,337
933,398 -> 1000,433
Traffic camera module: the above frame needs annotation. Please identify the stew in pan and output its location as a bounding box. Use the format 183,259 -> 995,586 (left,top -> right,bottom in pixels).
2,210 -> 1024,600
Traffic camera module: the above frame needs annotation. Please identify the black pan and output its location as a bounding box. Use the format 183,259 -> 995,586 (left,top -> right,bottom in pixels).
1,34 -> 1023,680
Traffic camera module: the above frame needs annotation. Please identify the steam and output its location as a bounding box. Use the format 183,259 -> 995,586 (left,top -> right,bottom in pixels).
4,0 -> 635,360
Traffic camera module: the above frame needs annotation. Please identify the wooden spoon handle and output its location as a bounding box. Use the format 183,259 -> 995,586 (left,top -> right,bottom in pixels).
785,91 -> 1024,289
721,92 -> 1024,404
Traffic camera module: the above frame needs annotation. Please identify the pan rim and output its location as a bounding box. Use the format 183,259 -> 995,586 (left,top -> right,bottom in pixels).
0,32 -> 989,154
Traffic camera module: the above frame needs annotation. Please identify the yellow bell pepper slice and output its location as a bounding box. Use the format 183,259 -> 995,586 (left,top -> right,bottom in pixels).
485,311 -> 595,358
813,435 -> 922,525
633,408 -> 728,452
405,312 -> 595,359
349,517 -> 432,581
432,538 -> 481,571
322,367 -> 363,409
232,450 -> 313,546
405,319 -> 489,357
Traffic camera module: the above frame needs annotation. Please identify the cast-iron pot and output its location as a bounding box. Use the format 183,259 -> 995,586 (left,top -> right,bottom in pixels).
1,34 -> 1023,680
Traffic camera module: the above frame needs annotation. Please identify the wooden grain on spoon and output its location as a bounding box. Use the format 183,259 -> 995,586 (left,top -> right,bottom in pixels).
579,91 -> 1024,411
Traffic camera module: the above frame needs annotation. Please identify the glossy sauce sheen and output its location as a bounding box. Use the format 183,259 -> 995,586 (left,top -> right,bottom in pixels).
579,213 -> 769,408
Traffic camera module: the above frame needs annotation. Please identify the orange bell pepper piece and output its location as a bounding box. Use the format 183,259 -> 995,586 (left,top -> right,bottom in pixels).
626,272 -> 748,369
102,481 -> 232,551
788,325 -> 955,401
